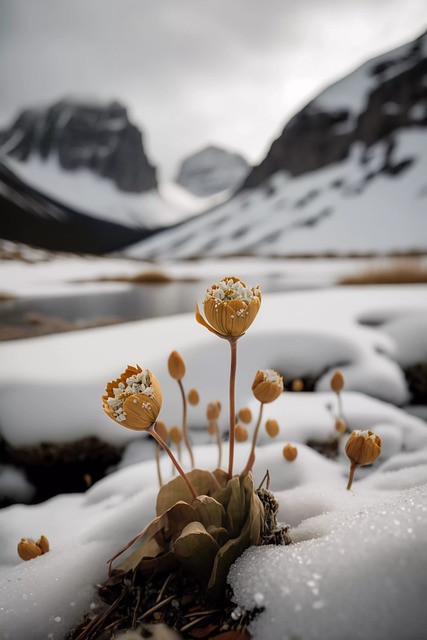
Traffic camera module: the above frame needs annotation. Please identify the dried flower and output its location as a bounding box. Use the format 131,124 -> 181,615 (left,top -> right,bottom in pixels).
345,430 -> 381,467
283,444 -> 298,461
17,535 -> 49,561
168,351 -> 186,381
206,401 -> 221,421
102,365 -> 162,430
170,426 -> 183,444
335,418 -> 346,435
235,424 -> 249,442
265,418 -> 279,438
155,420 -> 169,441
252,369 -> 284,403
188,388 -> 200,406
238,407 -> 252,424
196,276 -> 261,338
330,370 -> 345,393
292,379 -> 304,392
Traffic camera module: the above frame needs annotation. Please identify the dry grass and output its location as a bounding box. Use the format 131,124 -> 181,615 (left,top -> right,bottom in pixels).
338,259 -> 427,285
0,292 -> 15,301
94,270 -> 173,284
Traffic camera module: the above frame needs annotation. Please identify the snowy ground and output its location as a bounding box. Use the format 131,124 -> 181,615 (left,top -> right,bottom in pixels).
0,284 -> 426,639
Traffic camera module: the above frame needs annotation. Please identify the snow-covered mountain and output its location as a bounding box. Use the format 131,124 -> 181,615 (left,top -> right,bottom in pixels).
176,145 -> 249,196
126,31 -> 427,259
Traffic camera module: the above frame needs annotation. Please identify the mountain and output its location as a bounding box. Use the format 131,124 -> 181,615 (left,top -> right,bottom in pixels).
176,145 -> 249,196
126,31 -> 427,260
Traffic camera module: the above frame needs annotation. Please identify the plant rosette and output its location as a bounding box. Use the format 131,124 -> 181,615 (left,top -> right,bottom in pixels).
109,468 -> 264,599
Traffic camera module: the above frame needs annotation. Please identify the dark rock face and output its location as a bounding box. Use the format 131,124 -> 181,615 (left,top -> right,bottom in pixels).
242,32 -> 427,190
176,145 -> 249,196
0,100 -> 157,193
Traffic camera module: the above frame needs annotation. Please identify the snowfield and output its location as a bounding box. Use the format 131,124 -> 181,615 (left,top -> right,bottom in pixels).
0,285 -> 426,639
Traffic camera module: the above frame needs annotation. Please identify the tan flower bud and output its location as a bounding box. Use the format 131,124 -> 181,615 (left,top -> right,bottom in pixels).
265,418 -> 279,438
155,419 -> 169,441
206,401 -> 221,421
335,418 -> 346,435
168,351 -> 186,381
252,369 -> 283,403
345,430 -> 381,466
102,365 -> 162,431
330,370 -> 345,393
37,535 -> 50,554
207,420 -> 217,436
235,424 -> 248,442
292,379 -> 304,392
188,388 -> 200,406
196,277 -> 261,338
17,538 -> 42,561
238,407 -> 252,424
170,426 -> 183,444
283,443 -> 298,462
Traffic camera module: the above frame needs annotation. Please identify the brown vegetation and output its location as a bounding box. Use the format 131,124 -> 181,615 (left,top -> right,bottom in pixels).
338,259 -> 427,285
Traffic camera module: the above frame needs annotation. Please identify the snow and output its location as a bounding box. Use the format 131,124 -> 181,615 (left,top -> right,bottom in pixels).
4,156 -> 219,229
1,286 -> 426,446
125,128 -> 427,259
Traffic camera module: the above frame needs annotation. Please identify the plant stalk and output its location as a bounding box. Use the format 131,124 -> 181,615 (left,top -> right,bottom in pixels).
155,444 -> 163,488
150,427 -> 197,500
346,462 -> 358,491
241,402 -> 264,476
177,379 -> 195,468
227,337 -> 238,479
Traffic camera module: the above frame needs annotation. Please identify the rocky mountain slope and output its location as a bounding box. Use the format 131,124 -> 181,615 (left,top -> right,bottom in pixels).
176,145 -> 249,196
127,31 -> 427,259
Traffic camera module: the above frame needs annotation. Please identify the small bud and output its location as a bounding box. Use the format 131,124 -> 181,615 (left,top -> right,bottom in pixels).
235,424 -> 248,442
252,369 -> 284,404
345,430 -> 381,467
155,419 -> 169,441
206,401 -> 221,421
168,351 -> 186,381
37,535 -> 50,554
207,420 -> 217,436
335,418 -> 346,435
17,538 -> 42,561
83,473 -> 92,487
169,426 -> 183,444
283,443 -> 298,462
292,379 -> 304,392
238,407 -> 252,424
265,418 -> 279,438
330,370 -> 345,393
188,388 -> 200,406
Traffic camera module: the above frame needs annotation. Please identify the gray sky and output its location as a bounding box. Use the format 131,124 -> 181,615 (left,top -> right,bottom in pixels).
0,0 -> 426,178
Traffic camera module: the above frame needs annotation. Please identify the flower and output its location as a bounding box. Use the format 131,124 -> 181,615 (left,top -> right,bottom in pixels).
168,351 -> 186,381
265,418 -> 279,438
283,443 -> 298,461
188,388 -> 200,405
330,370 -> 345,393
252,369 -> 284,403
196,277 -> 261,338
169,425 -> 183,444
206,401 -> 221,421
102,365 -> 162,430
235,424 -> 249,442
292,379 -> 304,392
335,418 -> 346,435
155,420 -> 169,442
238,407 -> 252,424
17,535 -> 49,561
345,430 -> 381,466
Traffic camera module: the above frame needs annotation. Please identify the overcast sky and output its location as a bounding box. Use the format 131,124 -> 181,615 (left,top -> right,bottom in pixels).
0,0 -> 426,178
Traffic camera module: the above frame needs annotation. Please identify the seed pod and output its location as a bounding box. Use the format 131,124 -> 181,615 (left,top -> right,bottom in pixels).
235,424 -> 248,442
17,538 -> 42,561
283,443 -> 298,462
238,407 -> 252,424
292,379 -> 304,392
345,430 -> 381,466
335,418 -> 346,435
155,419 -> 169,441
169,426 -> 183,444
206,401 -> 221,421
330,370 -> 345,393
37,535 -> 50,554
252,369 -> 283,403
188,388 -> 200,406
265,418 -> 279,438
168,351 -> 186,381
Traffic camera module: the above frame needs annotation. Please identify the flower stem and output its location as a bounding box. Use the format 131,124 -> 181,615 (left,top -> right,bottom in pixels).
177,379 -> 195,468
215,421 -> 222,469
241,402 -> 264,476
150,427 -> 197,500
227,337 -> 238,479
346,463 -> 358,491
155,444 -> 163,488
